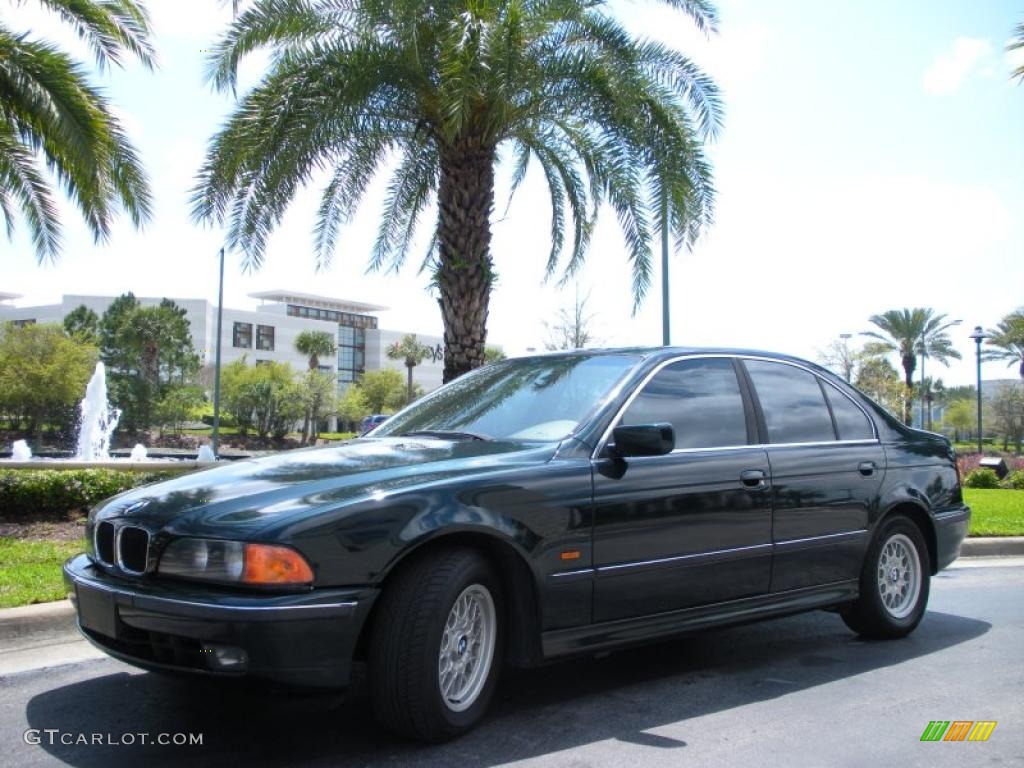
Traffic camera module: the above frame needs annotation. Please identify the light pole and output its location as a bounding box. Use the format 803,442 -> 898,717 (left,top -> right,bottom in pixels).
661,195 -> 670,346
969,326 -> 987,455
211,247 -> 225,458
919,334 -> 926,429
839,333 -> 853,382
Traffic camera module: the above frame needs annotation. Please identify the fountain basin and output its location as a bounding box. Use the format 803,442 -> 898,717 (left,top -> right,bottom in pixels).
1,460 -> 218,472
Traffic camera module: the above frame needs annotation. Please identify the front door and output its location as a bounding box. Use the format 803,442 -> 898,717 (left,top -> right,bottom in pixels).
591,357 -> 773,623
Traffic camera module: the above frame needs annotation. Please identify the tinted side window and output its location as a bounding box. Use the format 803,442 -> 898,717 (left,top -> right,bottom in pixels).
745,360 -> 836,444
621,358 -> 748,449
825,383 -> 875,440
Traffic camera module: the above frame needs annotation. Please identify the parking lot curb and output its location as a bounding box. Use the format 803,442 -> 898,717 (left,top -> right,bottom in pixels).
960,536 -> 1024,558
0,599 -> 76,644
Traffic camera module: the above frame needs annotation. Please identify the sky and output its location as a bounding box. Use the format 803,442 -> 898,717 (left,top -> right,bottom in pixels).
2,0 -> 1023,387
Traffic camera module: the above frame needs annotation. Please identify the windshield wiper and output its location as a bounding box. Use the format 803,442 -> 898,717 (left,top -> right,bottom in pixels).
399,429 -> 494,442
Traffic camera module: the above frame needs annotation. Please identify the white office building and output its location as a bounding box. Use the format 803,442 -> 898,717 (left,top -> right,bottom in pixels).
0,289 -> 446,396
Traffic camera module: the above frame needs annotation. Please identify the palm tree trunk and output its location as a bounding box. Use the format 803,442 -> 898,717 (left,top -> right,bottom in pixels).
406,364 -> 414,404
901,354 -> 916,425
436,137 -> 496,383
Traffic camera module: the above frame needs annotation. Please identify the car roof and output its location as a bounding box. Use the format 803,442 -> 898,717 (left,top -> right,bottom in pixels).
508,346 -> 831,371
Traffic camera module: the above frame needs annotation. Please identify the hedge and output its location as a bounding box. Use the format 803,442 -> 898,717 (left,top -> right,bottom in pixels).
0,469 -> 177,522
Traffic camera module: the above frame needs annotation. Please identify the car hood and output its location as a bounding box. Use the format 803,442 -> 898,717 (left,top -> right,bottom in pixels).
91,437 -> 558,537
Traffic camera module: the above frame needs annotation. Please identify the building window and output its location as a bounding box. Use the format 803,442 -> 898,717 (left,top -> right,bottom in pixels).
255,359 -> 271,367
286,304 -> 378,329
233,322 -> 252,348
256,324 -> 275,351
338,346 -> 355,369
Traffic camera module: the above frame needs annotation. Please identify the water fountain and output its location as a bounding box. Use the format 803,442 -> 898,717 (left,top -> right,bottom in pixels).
76,362 -> 121,461
4,362 -> 219,469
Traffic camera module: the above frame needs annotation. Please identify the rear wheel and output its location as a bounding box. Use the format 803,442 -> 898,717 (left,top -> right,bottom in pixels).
842,515 -> 930,639
368,548 -> 503,741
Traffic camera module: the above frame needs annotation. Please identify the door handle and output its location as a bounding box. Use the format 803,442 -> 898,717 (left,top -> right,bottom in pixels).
858,461 -> 876,476
740,469 -> 766,488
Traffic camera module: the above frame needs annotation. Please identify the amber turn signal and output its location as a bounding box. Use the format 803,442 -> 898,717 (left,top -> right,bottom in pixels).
560,550 -> 581,561
242,544 -> 314,585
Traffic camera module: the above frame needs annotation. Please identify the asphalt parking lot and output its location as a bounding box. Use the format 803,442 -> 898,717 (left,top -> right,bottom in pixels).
1,559 -> 1021,768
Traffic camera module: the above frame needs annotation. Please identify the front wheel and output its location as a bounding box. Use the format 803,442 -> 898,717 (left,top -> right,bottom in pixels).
842,515 -> 930,639
368,548 -> 503,741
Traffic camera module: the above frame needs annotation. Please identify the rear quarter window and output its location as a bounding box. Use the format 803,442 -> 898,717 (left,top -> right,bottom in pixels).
824,383 -> 875,441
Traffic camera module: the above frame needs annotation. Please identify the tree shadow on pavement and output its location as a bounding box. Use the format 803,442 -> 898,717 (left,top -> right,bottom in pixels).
23,609 -> 989,767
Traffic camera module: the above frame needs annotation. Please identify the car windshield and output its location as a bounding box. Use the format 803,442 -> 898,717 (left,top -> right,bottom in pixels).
372,354 -> 641,442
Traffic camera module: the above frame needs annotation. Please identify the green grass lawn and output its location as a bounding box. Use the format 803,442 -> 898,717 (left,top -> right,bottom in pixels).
964,489 -> 1024,537
0,538 -> 81,608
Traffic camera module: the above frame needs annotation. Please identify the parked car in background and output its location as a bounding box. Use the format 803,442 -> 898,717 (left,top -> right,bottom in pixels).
64,348 -> 969,742
359,414 -> 388,435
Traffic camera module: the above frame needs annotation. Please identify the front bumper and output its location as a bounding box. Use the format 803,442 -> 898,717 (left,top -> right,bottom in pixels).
63,554 -> 378,688
934,504 -> 971,572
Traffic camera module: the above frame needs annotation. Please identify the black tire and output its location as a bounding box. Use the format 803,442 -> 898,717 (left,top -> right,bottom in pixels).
368,548 -> 504,742
842,515 -> 930,639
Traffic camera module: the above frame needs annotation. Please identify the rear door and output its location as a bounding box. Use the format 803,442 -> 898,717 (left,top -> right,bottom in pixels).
740,359 -> 884,592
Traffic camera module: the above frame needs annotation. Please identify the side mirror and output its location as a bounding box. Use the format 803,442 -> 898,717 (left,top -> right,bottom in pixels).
609,423 -> 675,457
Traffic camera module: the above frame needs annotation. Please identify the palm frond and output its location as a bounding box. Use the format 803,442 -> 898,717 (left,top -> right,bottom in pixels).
0,123 -> 61,260
0,26 -> 151,260
369,136 -> 439,273
34,0 -> 155,70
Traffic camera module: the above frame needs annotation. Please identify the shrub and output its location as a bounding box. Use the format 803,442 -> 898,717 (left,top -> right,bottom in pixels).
963,468 -> 1001,489
0,469 -> 178,522
1000,470 -> 1024,491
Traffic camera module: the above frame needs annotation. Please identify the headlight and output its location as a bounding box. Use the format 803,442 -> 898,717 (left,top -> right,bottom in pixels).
158,538 -> 314,586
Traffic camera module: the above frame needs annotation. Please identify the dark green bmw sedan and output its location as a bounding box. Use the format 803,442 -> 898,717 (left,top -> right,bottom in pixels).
64,348 -> 969,741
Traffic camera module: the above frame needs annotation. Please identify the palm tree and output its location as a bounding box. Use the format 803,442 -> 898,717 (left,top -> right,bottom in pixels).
387,334 -> 432,404
984,309 -> 1024,381
192,0 -> 720,382
1,0 -> 154,262
863,308 -> 962,425
294,329 -> 336,370
294,329 -> 336,443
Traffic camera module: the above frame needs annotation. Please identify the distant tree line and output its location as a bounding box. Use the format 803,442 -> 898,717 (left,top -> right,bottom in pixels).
819,306 -> 1024,454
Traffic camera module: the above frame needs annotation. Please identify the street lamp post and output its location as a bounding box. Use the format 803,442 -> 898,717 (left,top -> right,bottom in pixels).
211,247 -> 225,458
969,326 -> 987,455
919,336 -> 926,429
661,196 -> 670,347
839,333 -> 853,382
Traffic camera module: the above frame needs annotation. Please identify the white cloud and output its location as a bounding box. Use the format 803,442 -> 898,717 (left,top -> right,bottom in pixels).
923,37 -> 994,95
147,2 -> 233,44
